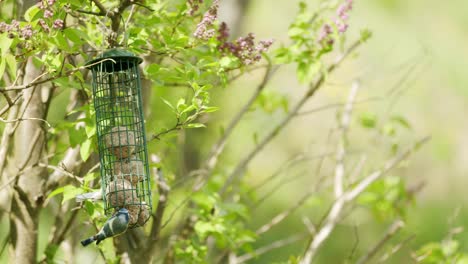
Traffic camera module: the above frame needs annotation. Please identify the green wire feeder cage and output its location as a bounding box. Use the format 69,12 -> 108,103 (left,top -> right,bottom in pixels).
87,49 -> 152,228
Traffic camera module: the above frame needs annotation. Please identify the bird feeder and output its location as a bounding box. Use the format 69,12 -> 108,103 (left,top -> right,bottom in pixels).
87,49 -> 152,227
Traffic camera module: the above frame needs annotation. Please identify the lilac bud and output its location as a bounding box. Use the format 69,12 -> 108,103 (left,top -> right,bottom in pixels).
337,4 -> 347,16
44,9 -> 54,18
336,21 -> 348,33
11,20 -> 20,30
37,1 -> 45,9
20,25 -> 34,39
47,0 -> 56,5
38,19 -> 50,33
53,19 -> 64,29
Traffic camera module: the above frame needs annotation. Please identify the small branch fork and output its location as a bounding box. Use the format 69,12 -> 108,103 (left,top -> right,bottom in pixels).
356,219 -> 405,264
299,136 -> 430,264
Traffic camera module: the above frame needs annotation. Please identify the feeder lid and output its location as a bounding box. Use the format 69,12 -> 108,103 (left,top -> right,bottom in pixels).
86,49 -> 143,72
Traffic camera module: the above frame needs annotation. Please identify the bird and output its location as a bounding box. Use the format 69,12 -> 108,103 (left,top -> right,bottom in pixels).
81,208 -> 130,246
75,191 -> 102,202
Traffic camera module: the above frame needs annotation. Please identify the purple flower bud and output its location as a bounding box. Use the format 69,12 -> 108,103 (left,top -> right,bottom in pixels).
193,0 -> 219,40
217,22 -> 229,42
11,20 -> 20,30
337,4 -> 347,16
44,9 -> 54,18
20,25 -> 34,39
37,0 -> 45,9
336,21 -> 348,33
38,19 -> 50,33
48,0 -> 56,5
53,19 -> 64,29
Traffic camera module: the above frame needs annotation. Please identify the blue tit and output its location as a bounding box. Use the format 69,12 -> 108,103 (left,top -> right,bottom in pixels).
81,208 -> 129,246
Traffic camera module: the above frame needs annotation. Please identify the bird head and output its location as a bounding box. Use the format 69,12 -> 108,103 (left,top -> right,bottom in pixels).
118,208 -> 129,214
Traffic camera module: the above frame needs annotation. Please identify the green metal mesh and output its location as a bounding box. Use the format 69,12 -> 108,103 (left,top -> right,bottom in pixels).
87,49 -> 152,227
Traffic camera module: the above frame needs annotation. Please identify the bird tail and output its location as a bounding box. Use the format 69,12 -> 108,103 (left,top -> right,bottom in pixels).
81,236 -> 96,247
95,233 -> 107,245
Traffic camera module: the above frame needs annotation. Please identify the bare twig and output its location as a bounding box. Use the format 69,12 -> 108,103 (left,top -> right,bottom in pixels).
220,39 -> 363,195
0,93 -> 23,117
38,163 -> 84,184
235,234 -> 306,263
256,189 -> 316,235
295,96 -> 381,117
193,64 -> 278,191
356,219 -> 405,264
378,235 -> 415,263
0,117 -> 51,127
300,137 -> 430,264
334,81 -> 360,198
0,58 -> 115,92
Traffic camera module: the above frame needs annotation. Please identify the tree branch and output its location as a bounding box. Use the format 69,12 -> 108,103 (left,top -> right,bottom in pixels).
356,219 -> 405,264
90,0 -> 107,15
193,64 -> 278,191
220,39 -> 363,195
299,136 -> 430,264
334,81 -> 359,198
235,233 -> 306,263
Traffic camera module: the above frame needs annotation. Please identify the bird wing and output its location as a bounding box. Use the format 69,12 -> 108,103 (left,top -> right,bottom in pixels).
102,213 -> 128,238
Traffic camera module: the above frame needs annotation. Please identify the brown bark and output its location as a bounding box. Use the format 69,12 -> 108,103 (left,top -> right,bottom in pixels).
8,58 -> 48,263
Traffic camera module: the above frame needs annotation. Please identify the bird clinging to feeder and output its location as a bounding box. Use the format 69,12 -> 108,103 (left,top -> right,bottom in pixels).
81,49 -> 153,246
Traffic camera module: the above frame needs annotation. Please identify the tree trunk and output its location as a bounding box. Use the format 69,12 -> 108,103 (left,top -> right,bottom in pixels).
8,58 -> 48,263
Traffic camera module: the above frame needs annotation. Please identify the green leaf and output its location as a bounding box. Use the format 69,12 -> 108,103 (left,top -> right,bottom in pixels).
146,64 -> 160,76
84,200 -> 95,215
54,32 -> 70,51
48,185 -> 85,204
360,29 -> 373,42
202,106 -> 219,113
0,34 -> 13,56
63,28 -> 84,44
25,5 -> 41,22
186,123 -> 206,128
48,186 -> 65,199
297,61 -> 321,83
0,58 -> 5,80
83,173 -> 98,185
161,98 -> 175,111
62,185 -> 85,204
391,115 -> 412,130
181,105 -> 196,115
219,56 -> 236,68
85,124 -> 96,139
80,138 -> 93,161
288,26 -> 304,38
5,53 -> 17,79
442,240 -> 459,257
360,112 -> 377,128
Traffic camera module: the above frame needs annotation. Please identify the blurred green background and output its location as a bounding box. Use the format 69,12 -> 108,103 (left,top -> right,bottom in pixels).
2,0 -> 467,263
214,0 -> 468,262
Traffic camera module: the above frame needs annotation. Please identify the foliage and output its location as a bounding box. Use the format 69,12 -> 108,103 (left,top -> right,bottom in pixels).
0,0 -> 443,263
